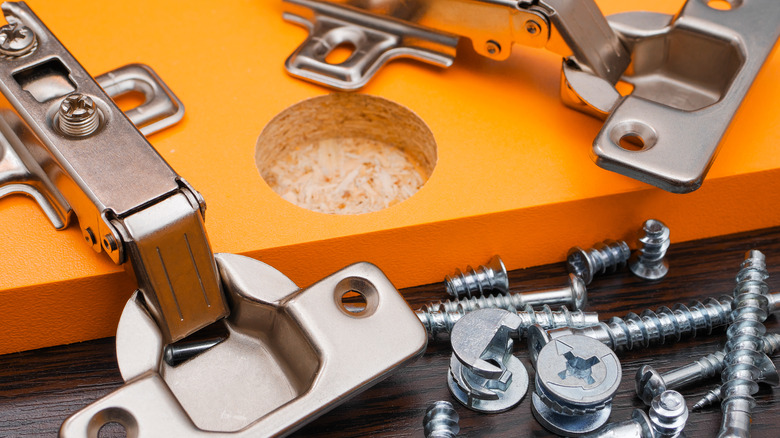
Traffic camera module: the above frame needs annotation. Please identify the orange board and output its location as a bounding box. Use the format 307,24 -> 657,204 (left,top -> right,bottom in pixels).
1,0 -> 780,354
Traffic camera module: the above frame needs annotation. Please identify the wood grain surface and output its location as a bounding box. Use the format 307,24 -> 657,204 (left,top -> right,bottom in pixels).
2,227 -> 780,437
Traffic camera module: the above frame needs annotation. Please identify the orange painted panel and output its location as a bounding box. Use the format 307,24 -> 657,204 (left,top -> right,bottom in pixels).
1,0 -> 779,354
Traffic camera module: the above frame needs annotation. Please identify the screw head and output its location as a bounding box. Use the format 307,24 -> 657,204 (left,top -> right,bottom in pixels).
0,23 -> 36,56
525,20 -> 542,36
485,40 -> 501,56
82,227 -> 96,245
636,365 -> 667,405
60,94 -> 97,121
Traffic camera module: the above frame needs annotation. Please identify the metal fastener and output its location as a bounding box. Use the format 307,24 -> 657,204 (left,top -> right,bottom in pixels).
447,309 -> 529,413
58,93 -> 101,137
531,334 -> 621,436
445,255 -> 508,298
630,219 -> 670,280
718,250 -> 771,437
416,303 -> 598,340
584,390 -> 688,438
485,40 -> 501,56
636,332 -> 780,405
525,20 -> 542,36
423,401 -> 459,438
432,273 -> 586,314
567,239 -> 630,285
0,22 -> 36,57
691,351 -> 779,410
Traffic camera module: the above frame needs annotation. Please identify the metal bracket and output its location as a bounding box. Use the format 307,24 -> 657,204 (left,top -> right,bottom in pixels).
282,0 -> 780,193
60,256 -> 427,437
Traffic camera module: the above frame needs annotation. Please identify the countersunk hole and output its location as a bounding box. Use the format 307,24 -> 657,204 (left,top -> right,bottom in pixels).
325,42 -> 356,65
88,408 -> 137,438
98,422 -> 127,438
256,94 -> 437,215
609,121 -> 658,152
334,276 -> 378,317
706,0 -> 740,10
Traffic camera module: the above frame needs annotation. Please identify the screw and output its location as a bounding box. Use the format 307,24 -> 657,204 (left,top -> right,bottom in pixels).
163,336 -> 225,366
567,240 -> 630,285
58,93 -> 101,137
691,386 -> 722,411
531,334 -> 621,436
432,273 -> 586,314
445,255 -> 508,298
691,351 -> 779,411
416,303 -> 598,340
423,401 -> 459,438
102,234 -> 119,252
630,219 -> 670,280
635,332 -> 780,405
447,309 -> 529,413
82,227 -> 96,245
718,250 -> 770,438
528,295 -> 735,365
0,23 -> 36,57
584,390 -> 688,438
485,40 -> 501,56
525,20 -> 542,36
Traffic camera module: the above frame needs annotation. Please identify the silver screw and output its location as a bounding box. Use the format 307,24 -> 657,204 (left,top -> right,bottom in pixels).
58,93 -> 101,137
567,240 -> 630,285
447,309 -> 529,413
431,273 -> 586,314
718,250 -> 770,438
528,295 -> 735,365
691,351 -> 779,410
416,304 -> 598,340
0,22 -> 36,57
584,390 -> 688,438
691,386 -> 722,411
531,334 -> 621,436
630,219 -> 670,280
635,332 -> 780,405
445,255 -> 508,298
423,401 -> 459,438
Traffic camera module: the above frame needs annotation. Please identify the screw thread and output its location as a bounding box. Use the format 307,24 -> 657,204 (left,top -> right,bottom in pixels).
423,401 -> 459,438
630,219 -> 670,280
718,250 -> 770,438
416,304 -> 596,339
58,94 -> 100,137
445,255 -> 508,298
567,240 -> 630,284
692,387 -> 722,411
649,390 -> 688,438
696,350 -> 728,378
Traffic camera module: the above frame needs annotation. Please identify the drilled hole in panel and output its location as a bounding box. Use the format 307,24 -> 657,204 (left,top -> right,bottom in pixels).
256,94 -> 437,215
340,290 -> 368,314
325,42 -> 356,65
609,121 -> 658,152
334,276 -> 378,317
88,408 -> 137,438
618,134 -> 645,151
706,0 -> 740,10
97,422 -> 127,438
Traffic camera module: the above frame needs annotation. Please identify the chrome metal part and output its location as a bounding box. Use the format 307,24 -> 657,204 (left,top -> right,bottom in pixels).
447,308 -> 529,413
718,250 -> 771,438
438,272 -> 585,311
691,386 -> 722,412
0,21 -> 35,57
567,239 -> 630,285
445,255 -> 508,298
531,334 -> 621,436
423,401 -> 460,438
416,303 -> 597,340
0,2 -> 220,344
528,295 -> 736,365
630,219 -> 670,281
585,390 -> 688,438
62,257 -> 427,436
691,352 -> 779,411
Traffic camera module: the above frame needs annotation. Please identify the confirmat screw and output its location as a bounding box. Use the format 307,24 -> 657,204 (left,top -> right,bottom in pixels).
531,334 -> 621,436
0,22 -> 36,57
630,219 -> 670,280
431,273 -> 586,314
423,401 -> 459,438
584,390 -> 688,438
690,351 -> 779,411
718,250 -> 771,438
58,93 -> 101,137
447,309 -> 529,413
416,304 -> 598,340
567,240 -> 630,285
445,255 -> 508,298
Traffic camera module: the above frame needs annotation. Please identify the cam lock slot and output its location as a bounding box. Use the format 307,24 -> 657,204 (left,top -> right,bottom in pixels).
283,0 -> 780,193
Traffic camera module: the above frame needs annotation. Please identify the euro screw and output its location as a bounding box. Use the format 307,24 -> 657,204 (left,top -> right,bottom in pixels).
432,273 -> 586,314
423,401 -> 459,438
531,334 -> 621,436
447,309 -> 529,413
567,239 -> 630,285
416,304 -> 598,340
528,295 -> 735,365
718,250 -> 771,438
691,352 -> 779,411
58,94 -> 101,137
630,219 -> 670,280
584,390 -> 688,438
635,333 -> 780,405
0,22 -> 36,57
445,255 -> 508,298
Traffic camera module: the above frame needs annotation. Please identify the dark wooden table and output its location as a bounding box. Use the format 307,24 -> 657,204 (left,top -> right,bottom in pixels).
2,227 -> 780,437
